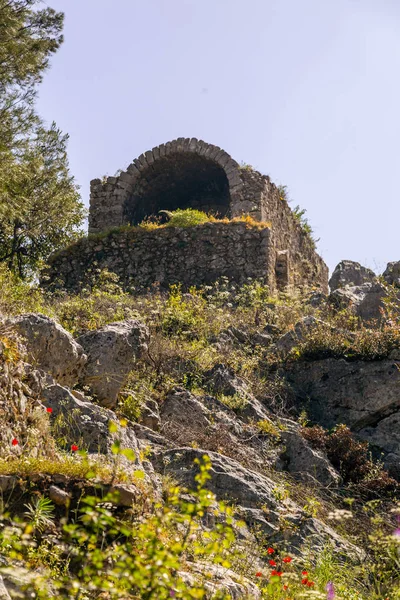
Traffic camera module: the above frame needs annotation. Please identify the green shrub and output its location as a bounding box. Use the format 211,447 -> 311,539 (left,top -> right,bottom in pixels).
0,264 -> 46,315
0,456 -> 238,599
165,209 -> 211,228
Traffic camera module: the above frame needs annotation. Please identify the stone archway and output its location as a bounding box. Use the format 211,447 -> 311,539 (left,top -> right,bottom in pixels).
121,138 -> 243,225
124,151 -> 231,225
88,138 -> 244,234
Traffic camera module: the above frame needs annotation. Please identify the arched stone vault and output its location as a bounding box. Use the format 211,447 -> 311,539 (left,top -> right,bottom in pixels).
89,138 -> 245,233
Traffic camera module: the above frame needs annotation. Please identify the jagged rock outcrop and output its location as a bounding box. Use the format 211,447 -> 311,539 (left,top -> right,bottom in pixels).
329,282 -> 387,323
383,261 -> 400,287
329,260 -> 377,291
283,357 -> 400,477
279,427 -> 341,487
42,380 -> 141,459
7,313 -> 86,387
151,447 -> 361,556
77,319 -> 149,407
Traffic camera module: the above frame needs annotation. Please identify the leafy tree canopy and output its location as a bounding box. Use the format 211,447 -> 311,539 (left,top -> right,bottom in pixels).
0,0 -> 85,278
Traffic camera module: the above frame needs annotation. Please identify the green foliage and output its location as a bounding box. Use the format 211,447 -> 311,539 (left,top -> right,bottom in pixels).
292,320 -> 400,361
24,496 -> 55,533
292,204 -> 318,247
165,208 -> 212,228
0,124 -> 85,277
0,1 -> 85,278
161,284 -> 207,338
0,263 -> 45,314
257,419 -> 282,440
0,456 -> 238,599
216,393 -> 248,412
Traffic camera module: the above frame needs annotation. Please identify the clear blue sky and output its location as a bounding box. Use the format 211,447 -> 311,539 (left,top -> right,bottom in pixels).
37,0 -> 400,274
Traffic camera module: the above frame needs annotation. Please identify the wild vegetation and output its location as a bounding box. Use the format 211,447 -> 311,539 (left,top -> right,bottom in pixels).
0,2 -> 399,599
1,262 -> 400,598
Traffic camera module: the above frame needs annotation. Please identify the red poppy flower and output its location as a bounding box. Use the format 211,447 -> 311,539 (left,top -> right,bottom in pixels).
283,556 -> 292,563
307,581 -> 315,587
267,547 -> 275,554
255,572 -> 262,577
283,584 -> 289,590
11,438 -> 18,446
46,407 -> 53,413
301,578 -> 308,585
271,570 -> 282,577
301,571 -> 308,576
71,444 -> 78,452
269,559 -> 277,566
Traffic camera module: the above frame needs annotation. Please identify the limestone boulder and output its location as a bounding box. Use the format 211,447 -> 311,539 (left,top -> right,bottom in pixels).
329,282 -> 387,323
205,363 -> 250,398
329,260 -> 377,291
151,448 -> 361,556
204,364 -> 272,422
279,427 -> 341,487
178,563 -> 261,599
383,261 -> 400,287
139,397 -> 161,431
7,313 -> 86,387
78,319 -> 149,408
42,380 -> 142,462
160,387 -> 212,431
152,447 -> 282,509
283,357 -> 400,477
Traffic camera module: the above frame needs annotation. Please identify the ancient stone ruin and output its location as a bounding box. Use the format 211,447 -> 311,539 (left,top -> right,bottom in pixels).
44,138 -> 328,293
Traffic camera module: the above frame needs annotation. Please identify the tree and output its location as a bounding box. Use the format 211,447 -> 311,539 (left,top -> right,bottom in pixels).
0,0 -> 85,278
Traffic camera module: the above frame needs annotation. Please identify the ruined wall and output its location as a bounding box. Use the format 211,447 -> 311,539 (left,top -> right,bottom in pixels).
239,169 -> 329,293
56,137 -> 328,295
43,222 -> 273,293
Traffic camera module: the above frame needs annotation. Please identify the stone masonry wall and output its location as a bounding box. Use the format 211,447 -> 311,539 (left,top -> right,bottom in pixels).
43,222 -> 274,293
239,169 -> 329,292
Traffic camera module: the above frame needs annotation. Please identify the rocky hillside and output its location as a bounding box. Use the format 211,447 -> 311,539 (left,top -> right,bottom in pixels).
0,260 -> 400,599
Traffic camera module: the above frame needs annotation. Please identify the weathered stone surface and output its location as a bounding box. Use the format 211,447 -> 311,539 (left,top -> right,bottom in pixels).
205,363 -> 249,399
110,483 -> 138,507
279,428 -> 341,486
283,357 -> 400,476
252,332 -> 273,347
7,313 -> 86,387
151,448 -> 360,556
42,381 -> 142,462
160,387 -> 212,431
139,398 -> 161,431
271,316 -> 328,355
329,260 -> 377,291
78,320 -> 149,408
329,282 -> 387,323
49,485 -> 71,506
0,476 -> 16,493
383,261 -> 400,287
178,563 -> 261,599
152,447 -> 280,509
44,223 -> 274,293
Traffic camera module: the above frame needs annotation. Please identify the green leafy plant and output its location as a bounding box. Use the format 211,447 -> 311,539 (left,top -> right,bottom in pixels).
24,496 -> 55,533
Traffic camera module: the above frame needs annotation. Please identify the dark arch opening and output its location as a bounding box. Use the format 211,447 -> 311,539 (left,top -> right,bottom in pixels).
123,153 -> 231,225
